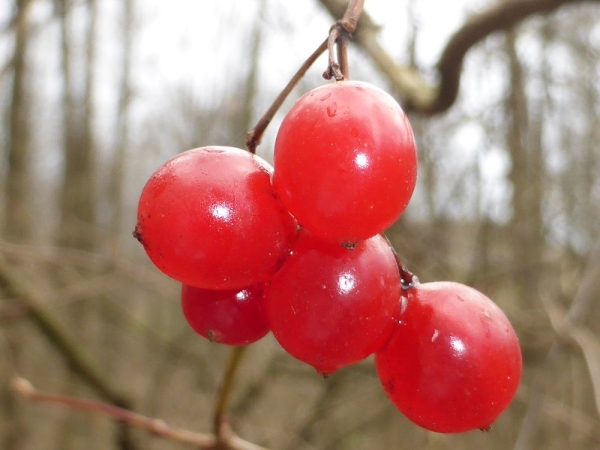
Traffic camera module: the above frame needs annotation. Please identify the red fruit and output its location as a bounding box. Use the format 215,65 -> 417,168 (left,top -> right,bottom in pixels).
181,284 -> 269,346
273,81 -> 417,245
375,282 -> 522,433
263,230 -> 400,375
135,146 -> 297,290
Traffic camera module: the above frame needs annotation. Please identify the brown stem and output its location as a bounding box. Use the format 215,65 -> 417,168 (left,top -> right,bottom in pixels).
337,33 -> 350,79
323,25 -> 344,80
245,39 -> 327,153
338,0 -> 364,32
213,346 -> 247,440
12,377 -> 214,447
245,0 -> 366,152
12,376 -> 268,450
323,0 -> 364,80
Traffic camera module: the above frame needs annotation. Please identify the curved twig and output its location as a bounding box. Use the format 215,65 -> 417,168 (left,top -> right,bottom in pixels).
12,377 -> 267,450
318,0 -> 600,114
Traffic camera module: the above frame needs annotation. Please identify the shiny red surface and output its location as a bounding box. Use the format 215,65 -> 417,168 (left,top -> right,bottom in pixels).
181,283 -> 269,346
375,282 -> 522,433
135,146 -> 297,290
273,81 -> 417,245
263,230 -> 400,375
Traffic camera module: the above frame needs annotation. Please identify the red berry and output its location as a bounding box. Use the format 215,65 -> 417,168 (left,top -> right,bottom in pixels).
375,282 -> 522,433
263,230 -> 400,375
181,284 -> 269,346
135,146 -> 297,290
273,81 -> 417,245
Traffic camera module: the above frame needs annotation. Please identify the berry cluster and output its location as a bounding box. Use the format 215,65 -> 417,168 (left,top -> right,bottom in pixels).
134,80 -> 522,433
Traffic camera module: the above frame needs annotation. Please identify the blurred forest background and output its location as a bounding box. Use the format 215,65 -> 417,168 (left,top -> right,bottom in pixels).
1,0 -> 600,449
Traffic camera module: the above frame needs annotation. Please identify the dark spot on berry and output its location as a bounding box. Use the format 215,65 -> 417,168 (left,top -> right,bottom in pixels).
132,225 -> 144,244
342,241 -> 358,250
383,378 -> 395,394
206,330 -> 220,343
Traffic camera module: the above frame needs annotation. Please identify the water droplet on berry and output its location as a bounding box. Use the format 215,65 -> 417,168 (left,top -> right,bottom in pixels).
431,329 -> 439,342
319,93 -> 332,101
327,102 -> 337,117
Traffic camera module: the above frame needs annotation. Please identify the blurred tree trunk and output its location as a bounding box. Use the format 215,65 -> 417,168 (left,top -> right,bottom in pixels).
2,2 -> 34,449
4,0 -> 33,242
56,0 -> 97,251
107,0 -> 134,243
505,29 -> 544,303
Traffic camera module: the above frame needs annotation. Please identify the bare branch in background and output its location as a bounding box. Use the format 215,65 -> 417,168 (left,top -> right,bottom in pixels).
0,253 -> 130,408
318,0 -> 600,114
12,377 -> 269,450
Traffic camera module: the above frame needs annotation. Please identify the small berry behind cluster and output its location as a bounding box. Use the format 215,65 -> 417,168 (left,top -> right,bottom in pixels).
134,80 -> 522,434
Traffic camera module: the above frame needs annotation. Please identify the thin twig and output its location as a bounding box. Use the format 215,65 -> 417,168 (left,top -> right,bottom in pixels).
338,0 -> 364,32
323,25 -> 344,80
245,0 -> 366,152
12,377 -> 267,450
213,346 -> 248,440
11,377 -> 213,446
319,0 -> 600,114
245,39 -> 327,153
337,34 -> 350,79
323,0 -> 364,80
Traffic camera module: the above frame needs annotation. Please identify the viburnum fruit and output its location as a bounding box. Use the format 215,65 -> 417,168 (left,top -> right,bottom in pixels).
375,281 -> 522,433
181,284 -> 269,346
263,229 -> 400,375
135,146 -> 297,290
273,80 -> 417,245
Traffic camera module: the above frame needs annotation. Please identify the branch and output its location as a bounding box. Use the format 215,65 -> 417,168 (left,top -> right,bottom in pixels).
0,253 -> 130,408
246,0 -> 366,151
245,39 -> 327,153
318,0 -> 600,114
11,377 -> 267,450
213,346 -> 247,440
323,0 -> 364,80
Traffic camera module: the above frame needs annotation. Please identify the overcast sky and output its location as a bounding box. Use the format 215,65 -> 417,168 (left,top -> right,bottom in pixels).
0,0 -> 512,224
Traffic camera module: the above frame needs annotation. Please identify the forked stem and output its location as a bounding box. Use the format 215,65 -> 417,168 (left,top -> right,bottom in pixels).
245,0 -> 366,152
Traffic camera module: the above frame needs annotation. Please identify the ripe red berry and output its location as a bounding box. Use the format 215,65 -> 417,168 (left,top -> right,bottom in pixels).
273,81 -> 417,245
263,230 -> 400,375
181,284 -> 269,346
135,146 -> 297,290
375,282 -> 522,433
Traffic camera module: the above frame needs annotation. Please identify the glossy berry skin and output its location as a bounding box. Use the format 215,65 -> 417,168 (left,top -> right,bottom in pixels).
263,230 -> 400,375
135,147 -> 297,290
375,282 -> 522,433
181,284 -> 269,346
273,81 -> 417,245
